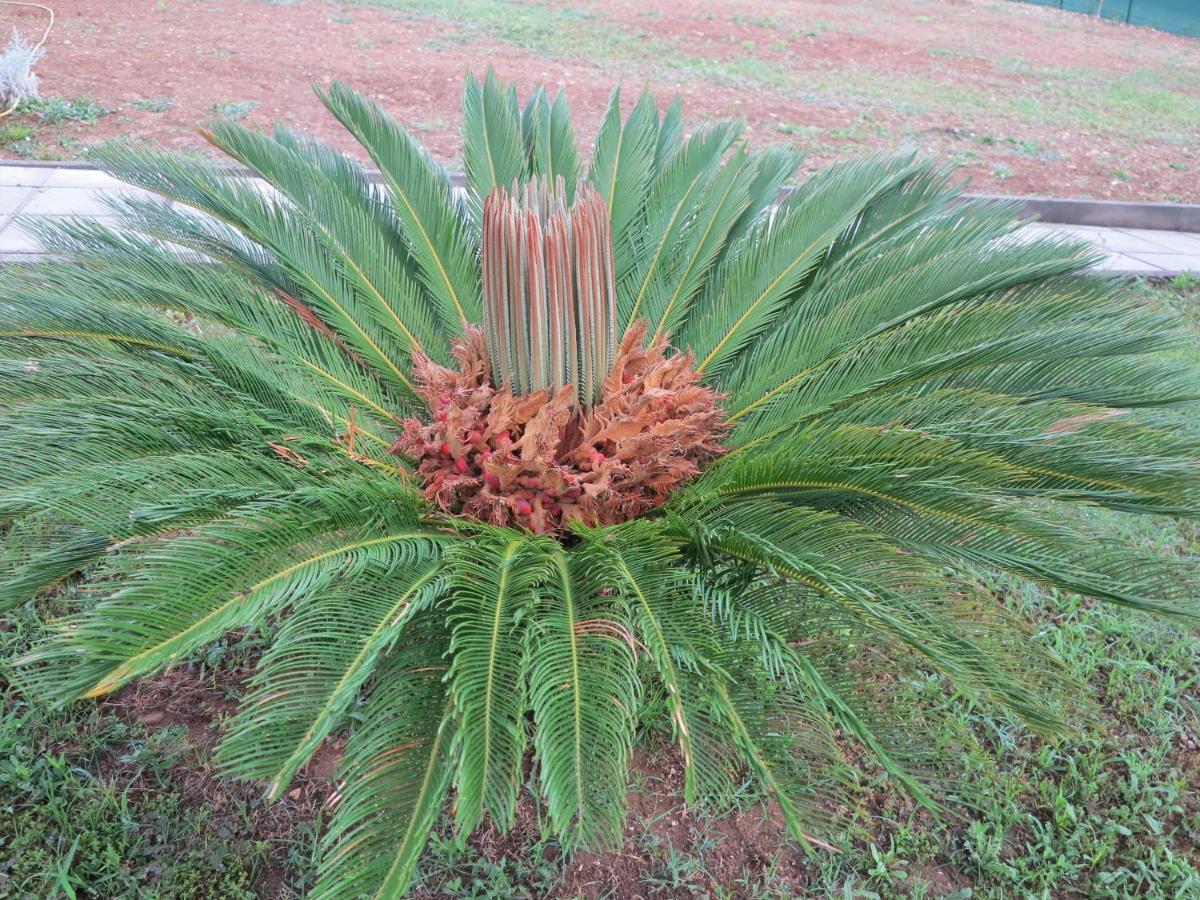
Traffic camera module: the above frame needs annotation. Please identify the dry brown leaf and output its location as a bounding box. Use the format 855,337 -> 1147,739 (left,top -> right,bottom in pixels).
391,323 -> 727,533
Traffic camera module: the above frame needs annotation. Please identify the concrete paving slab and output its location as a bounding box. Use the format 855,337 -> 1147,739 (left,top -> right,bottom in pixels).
41,169 -> 128,190
0,186 -> 34,219
1123,252 -> 1200,274
1042,224 -> 1125,244
1114,228 -> 1200,255
21,188 -> 156,217
22,188 -> 121,217
1099,229 -> 1195,255
1091,254 -> 1163,275
0,168 -> 51,188
0,223 -> 44,254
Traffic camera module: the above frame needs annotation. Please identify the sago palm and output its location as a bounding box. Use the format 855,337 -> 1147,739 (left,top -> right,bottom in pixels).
2,70 -> 1197,897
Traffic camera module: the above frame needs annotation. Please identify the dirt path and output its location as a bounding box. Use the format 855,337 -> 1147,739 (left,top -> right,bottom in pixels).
3,0 -> 1197,200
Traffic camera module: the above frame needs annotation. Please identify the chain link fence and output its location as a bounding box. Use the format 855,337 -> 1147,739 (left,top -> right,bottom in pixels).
1020,0 -> 1200,37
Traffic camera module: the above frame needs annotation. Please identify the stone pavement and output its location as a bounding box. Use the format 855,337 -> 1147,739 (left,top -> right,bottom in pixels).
1,164 -> 1199,277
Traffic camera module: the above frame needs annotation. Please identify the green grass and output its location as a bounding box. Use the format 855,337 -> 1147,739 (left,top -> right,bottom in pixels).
336,0 -> 1199,151
0,594 -> 319,898
345,0 -> 648,62
0,96 -> 111,161
133,97 -> 176,113
0,123 -> 37,158
2,278 -> 1198,896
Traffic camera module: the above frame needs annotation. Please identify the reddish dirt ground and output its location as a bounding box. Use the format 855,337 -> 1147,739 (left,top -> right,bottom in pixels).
3,0 -> 1199,201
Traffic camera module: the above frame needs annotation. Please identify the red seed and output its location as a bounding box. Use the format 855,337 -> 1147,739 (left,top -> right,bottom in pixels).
515,499 -> 532,516
440,443 -> 452,456
496,431 -> 511,445
468,430 -> 483,444
484,473 -> 501,490
454,457 -> 470,474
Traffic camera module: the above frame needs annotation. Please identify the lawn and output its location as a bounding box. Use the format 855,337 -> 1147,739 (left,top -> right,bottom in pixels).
2,276 -> 1198,897
1,0 -> 1198,201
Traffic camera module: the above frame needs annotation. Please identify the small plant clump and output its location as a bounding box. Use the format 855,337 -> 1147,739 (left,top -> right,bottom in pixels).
0,28 -> 44,109
29,96 -> 110,124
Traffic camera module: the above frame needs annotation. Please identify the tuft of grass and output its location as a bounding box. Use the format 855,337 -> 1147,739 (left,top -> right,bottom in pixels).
0,122 -> 34,142
208,100 -> 257,121
26,96 -> 110,124
133,97 -> 175,113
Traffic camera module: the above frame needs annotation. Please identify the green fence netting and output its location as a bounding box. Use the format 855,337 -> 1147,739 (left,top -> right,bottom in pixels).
1019,0 -> 1200,37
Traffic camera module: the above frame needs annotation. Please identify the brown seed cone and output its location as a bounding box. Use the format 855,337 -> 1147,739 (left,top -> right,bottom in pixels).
391,322 -> 727,533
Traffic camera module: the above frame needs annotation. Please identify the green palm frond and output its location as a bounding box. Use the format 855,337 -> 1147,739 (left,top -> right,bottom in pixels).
463,68 -> 528,219
444,530 -> 543,835
15,482 -> 433,701
528,544 -> 638,849
205,120 -> 448,363
313,625 -> 454,900
580,521 -> 740,805
683,156 -> 925,374
217,548 -> 447,799
588,86 -> 661,287
319,81 -> 481,330
695,573 -> 942,813
622,121 -> 744,327
521,84 -> 582,201
2,70 -> 1197,900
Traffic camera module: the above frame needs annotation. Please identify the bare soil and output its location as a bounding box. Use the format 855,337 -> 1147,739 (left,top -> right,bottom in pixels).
3,0 -> 1198,201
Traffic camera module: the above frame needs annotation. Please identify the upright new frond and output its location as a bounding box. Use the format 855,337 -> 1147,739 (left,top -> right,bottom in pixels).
463,68 -> 529,221
481,178 -> 618,406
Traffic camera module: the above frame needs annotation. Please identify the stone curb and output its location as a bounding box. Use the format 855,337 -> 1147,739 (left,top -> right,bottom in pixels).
975,195 -> 1200,234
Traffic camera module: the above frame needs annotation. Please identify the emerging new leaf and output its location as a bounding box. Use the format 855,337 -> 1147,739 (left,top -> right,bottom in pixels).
395,176 -> 727,534
481,177 -> 617,408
